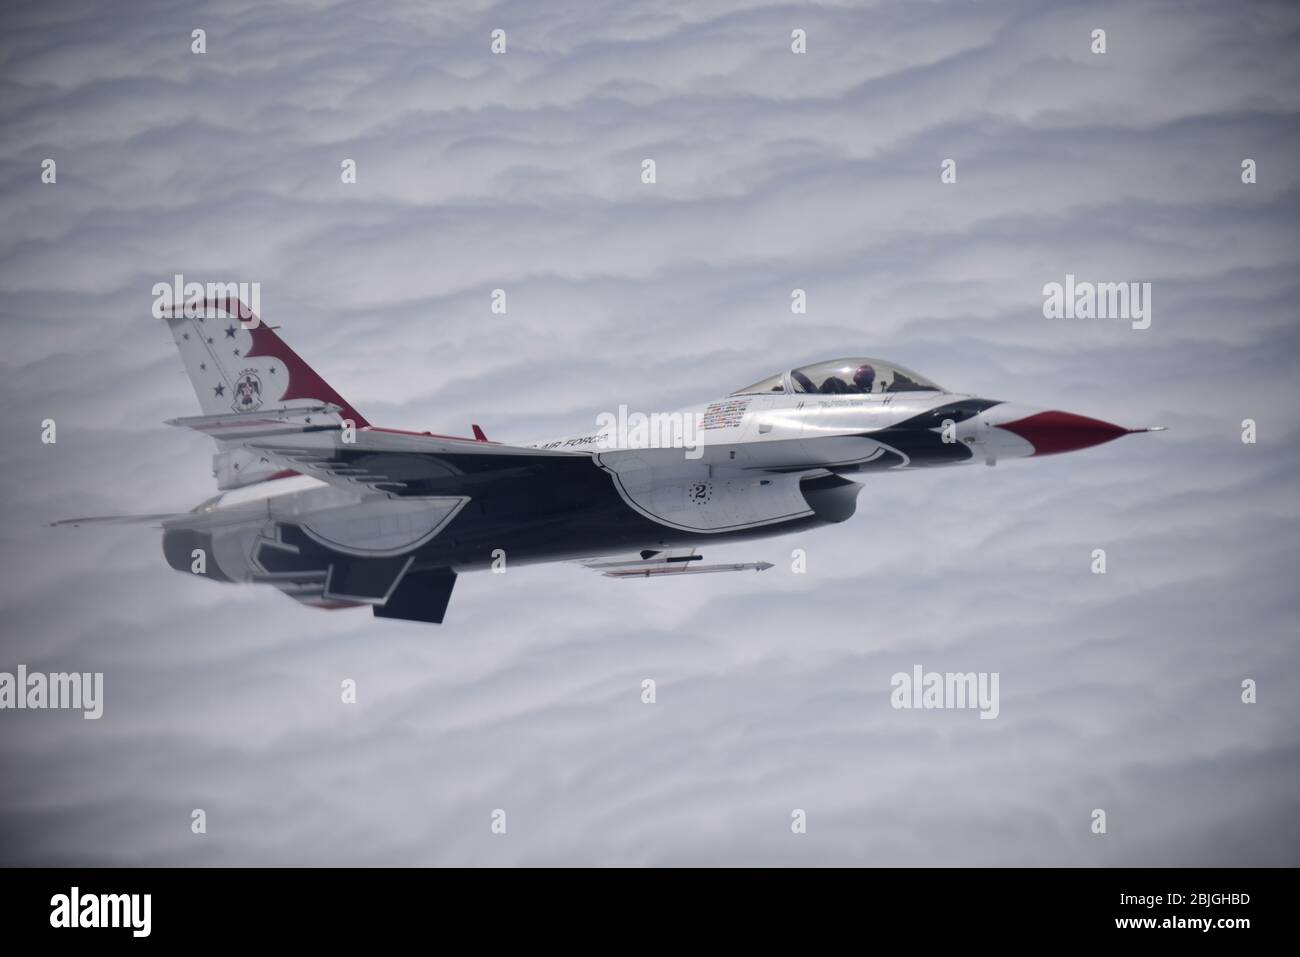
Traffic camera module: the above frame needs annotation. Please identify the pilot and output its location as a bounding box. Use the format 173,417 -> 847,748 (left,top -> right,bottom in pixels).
852,363 -> 876,393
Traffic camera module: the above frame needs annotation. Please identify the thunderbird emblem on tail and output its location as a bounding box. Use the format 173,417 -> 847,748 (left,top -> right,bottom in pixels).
233,371 -> 262,412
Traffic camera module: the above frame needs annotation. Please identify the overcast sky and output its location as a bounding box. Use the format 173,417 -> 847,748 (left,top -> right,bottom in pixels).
1,0 -> 1298,865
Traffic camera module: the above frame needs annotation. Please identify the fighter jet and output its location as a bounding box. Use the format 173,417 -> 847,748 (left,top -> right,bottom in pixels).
56,299 -> 1163,624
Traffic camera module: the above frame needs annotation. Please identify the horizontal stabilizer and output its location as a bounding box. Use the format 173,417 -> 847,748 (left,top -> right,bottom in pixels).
167,403 -> 351,442
165,404 -> 347,442
51,513 -> 190,528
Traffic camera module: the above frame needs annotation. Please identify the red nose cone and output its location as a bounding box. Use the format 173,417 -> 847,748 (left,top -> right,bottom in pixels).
998,411 -> 1131,456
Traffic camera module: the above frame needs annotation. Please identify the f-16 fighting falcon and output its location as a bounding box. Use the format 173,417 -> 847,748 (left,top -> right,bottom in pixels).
56,299 -> 1163,624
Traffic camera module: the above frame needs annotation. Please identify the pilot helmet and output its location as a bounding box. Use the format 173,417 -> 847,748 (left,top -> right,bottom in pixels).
852,363 -> 877,391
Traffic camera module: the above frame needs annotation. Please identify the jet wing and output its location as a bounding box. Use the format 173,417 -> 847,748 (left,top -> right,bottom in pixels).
165,411 -> 593,498
247,429 -> 591,497
578,548 -> 773,578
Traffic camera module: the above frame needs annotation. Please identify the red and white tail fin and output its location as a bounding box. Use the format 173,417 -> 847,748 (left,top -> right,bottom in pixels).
160,297 -> 369,427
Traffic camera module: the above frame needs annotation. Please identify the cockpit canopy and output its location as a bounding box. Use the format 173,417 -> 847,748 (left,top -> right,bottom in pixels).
730,357 -> 944,396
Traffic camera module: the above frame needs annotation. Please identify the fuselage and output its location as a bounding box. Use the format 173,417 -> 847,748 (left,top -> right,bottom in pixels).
157,355 -> 1146,604
161,388 -> 1048,582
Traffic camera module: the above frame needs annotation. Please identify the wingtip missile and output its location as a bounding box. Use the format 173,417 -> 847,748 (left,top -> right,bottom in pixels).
602,560 -> 774,578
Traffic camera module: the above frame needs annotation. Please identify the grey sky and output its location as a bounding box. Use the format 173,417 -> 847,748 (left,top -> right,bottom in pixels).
1,0 -> 1298,865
